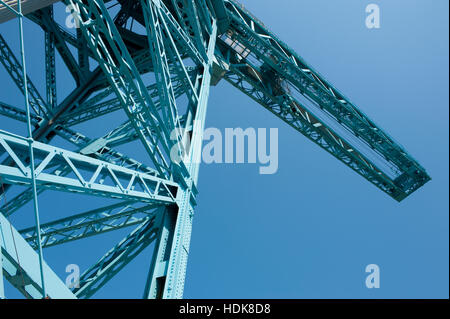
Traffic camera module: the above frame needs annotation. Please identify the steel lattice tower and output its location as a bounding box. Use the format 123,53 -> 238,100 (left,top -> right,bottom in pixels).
0,0 -> 430,299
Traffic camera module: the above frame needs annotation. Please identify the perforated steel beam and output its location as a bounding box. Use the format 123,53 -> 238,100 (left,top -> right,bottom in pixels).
0,130 -> 179,204
0,0 -> 59,24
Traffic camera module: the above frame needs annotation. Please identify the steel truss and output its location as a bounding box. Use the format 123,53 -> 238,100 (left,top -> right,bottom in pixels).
0,0 -> 430,299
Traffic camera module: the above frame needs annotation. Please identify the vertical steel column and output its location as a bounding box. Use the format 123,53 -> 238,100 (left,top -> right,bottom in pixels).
144,20 -> 217,299
143,206 -> 176,299
17,0 -> 46,298
44,6 -> 57,110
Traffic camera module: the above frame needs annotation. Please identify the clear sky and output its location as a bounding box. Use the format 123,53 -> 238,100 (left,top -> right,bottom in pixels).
1,0 -> 448,298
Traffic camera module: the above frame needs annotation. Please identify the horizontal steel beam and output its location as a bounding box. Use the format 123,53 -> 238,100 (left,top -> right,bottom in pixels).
0,130 -> 179,204
67,0 -> 175,178
0,101 -> 41,124
20,201 -> 162,248
0,0 -> 59,24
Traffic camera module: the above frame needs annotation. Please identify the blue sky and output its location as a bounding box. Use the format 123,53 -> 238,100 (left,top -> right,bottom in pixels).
1,0 -> 448,298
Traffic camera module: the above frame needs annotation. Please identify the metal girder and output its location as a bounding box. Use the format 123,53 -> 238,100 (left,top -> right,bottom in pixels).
0,91 -> 161,216
158,0 -> 205,65
0,130 -> 179,204
64,126 -> 160,176
0,213 -> 76,299
0,34 -> 93,149
67,0 -> 176,179
0,100 -> 42,124
144,19 -> 217,299
196,0 -> 214,35
18,67 -> 103,146
76,28 -> 89,73
220,58 -> 401,198
115,0 -> 206,70
57,73 -> 187,127
0,122 -> 160,217
141,0 -> 184,140
143,206 -> 175,299
27,8 -> 80,50
219,0 -> 430,201
156,1 -> 203,109
20,201 -> 162,248
0,25 -> 100,146
0,185 -> 44,218
79,109 -> 187,159
0,39 -> 109,209
210,0 -> 229,33
0,50 -> 126,190
0,64 -> 155,211
170,0 -> 208,60
83,120 -> 157,153
0,34 -> 49,117
44,6 -> 57,110
88,121 -> 139,151
32,7 -> 86,85
114,0 -> 140,27
73,210 -> 164,298
0,0 -> 60,24
0,0 -> 431,300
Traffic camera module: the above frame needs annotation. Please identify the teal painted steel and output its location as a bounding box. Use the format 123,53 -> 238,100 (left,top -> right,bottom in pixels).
20,201 -> 162,248
73,211 -> 164,298
0,220 -> 4,299
218,0 -> 430,201
0,0 -> 430,299
0,130 -> 179,204
16,0 -> 47,296
0,213 -> 76,298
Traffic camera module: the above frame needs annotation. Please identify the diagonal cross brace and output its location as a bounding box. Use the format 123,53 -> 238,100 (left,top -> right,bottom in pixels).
20,201 -> 162,248
73,210 -> 164,298
67,0 -> 176,178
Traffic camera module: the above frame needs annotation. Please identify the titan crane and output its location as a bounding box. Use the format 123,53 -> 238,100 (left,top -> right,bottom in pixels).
0,0 -> 430,299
